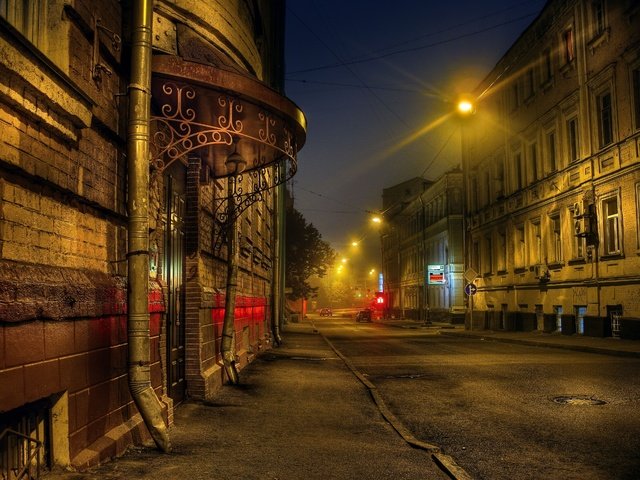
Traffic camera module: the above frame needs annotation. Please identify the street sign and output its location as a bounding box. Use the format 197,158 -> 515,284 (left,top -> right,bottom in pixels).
427,264 -> 446,285
464,283 -> 478,296
464,267 -> 479,283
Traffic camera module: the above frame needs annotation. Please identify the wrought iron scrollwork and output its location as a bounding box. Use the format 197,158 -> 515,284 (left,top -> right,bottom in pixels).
149,78 -> 299,255
150,81 -> 297,178
212,160 -> 289,254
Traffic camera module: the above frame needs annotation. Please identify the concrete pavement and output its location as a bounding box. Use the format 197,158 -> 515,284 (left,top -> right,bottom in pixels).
45,321 -> 450,480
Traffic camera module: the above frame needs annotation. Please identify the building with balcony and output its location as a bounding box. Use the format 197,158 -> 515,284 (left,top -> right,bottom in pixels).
0,0 -> 305,473
461,0 -> 640,337
381,170 -> 465,322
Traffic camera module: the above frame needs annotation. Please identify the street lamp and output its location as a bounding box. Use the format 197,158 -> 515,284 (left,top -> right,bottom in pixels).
456,97 -> 476,116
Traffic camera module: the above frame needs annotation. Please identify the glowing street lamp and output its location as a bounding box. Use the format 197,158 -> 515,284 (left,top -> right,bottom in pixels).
371,215 -> 382,224
457,98 -> 476,116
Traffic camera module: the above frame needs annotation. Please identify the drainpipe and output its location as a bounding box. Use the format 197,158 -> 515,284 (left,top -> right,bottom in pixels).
271,170 -> 283,345
221,176 -> 240,384
276,177 -> 286,344
126,0 -> 171,452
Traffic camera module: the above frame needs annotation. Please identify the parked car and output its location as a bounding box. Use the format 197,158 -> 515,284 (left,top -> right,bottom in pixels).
355,308 -> 372,323
319,308 -> 332,317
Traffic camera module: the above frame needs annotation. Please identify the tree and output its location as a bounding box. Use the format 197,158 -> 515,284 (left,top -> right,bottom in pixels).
285,207 -> 335,300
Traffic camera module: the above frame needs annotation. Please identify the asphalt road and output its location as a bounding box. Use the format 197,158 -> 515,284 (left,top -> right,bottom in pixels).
315,315 -> 640,480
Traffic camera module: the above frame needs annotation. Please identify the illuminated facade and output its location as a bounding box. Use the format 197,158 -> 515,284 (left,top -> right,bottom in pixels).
461,0 -> 640,336
0,0 -> 304,472
381,170 -> 465,322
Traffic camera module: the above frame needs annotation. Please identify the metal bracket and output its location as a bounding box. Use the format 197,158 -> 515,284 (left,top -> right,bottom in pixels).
92,16 -> 122,83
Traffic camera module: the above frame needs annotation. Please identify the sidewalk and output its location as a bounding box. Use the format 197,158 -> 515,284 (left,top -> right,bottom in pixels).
45,322 -> 449,480
379,318 -> 640,358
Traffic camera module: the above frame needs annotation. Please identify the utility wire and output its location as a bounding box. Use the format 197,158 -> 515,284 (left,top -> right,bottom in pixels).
364,0 -> 539,55
296,184 -> 374,214
288,12 -> 538,75
287,6 -> 412,129
286,78 -> 429,94
420,127 -> 457,178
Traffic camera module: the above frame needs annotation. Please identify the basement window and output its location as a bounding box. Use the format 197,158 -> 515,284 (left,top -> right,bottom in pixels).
0,398 -> 51,479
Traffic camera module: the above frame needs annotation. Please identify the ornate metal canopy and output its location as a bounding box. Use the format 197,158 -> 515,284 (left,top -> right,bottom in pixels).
149,56 -> 306,249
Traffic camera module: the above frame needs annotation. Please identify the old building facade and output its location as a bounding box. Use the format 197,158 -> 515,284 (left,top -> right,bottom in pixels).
461,0 -> 640,336
0,0 -> 304,474
381,170 -> 465,322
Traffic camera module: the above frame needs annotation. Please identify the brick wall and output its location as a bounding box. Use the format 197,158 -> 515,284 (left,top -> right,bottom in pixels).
0,275 -> 165,466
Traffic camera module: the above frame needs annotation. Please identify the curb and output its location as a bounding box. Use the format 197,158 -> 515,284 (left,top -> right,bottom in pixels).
319,332 -> 474,480
439,331 -> 640,358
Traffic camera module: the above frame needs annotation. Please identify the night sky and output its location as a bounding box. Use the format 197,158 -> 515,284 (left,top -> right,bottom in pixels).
284,0 -> 548,272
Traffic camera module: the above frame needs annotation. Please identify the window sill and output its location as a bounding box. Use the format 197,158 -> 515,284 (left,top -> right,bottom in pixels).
540,77 -> 554,93
568,258 -> 586,265
588,28 -> 610,54
601,253 -> 624,261
547,262 -> 564,270
560,60 -> 575,78
514,267 -> 527,274
497,270 -> 508,276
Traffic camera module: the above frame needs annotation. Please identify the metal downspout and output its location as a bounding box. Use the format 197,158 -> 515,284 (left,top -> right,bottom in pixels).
276,179 -> 286,344
126,0 -> 171,452
221,176 -> 240,384
271,173 -> 283,345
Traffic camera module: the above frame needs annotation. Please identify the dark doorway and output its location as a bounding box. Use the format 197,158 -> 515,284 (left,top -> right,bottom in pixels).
164,164 -> 186,403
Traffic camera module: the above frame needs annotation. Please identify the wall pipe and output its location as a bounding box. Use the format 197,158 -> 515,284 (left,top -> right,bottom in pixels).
126,0 -> 171,452
275,178 -> 286,344
271,169 -> 283,345
221,176 -> 240,384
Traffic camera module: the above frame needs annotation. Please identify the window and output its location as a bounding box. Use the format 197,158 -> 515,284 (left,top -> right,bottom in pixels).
498,230 -> 507,272
484,235 -> 493,275
531,220 -> 542,264
563,28 -> 575,64
483,170 -> 491,205
542,48 -> 553,83
567,117 -> 579,162
546,131 -> 557,173
525,67 -> 535,99
529,142 -> 538,184
514,152 -> 523,190
571,206 -> 586,259
511,81 -> 520,110
515,224 -> 526,267
0,0 -> 47,49
591,0 -> 606,36
597,90 -> 613,148
472,240 -> 480,271
550,214 -> 562,263
495,158 -> 505,198
602,196 -> 621,255
632,67 -> 640,131
469,176 -> 478,212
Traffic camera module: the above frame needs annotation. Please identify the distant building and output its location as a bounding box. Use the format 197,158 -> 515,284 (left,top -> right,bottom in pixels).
0,0 -> 305,473
461,0 -> 640,337
381,170 -> 465,322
